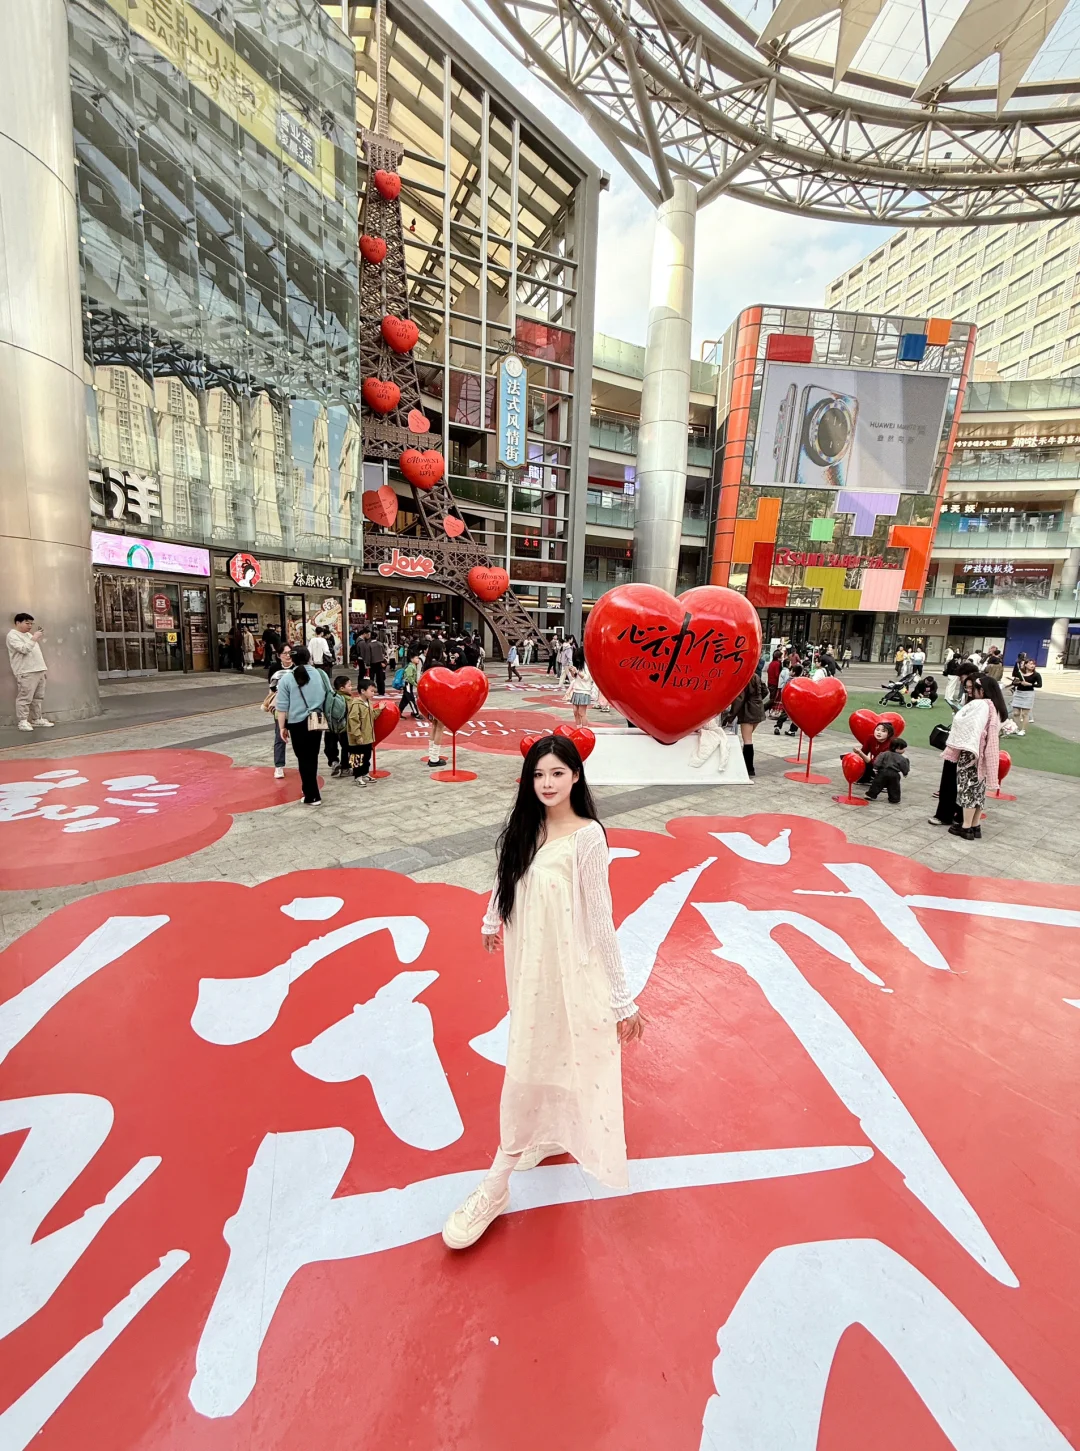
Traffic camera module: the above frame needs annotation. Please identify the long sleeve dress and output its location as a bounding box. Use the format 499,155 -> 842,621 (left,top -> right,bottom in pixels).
483,819 -> 638,1189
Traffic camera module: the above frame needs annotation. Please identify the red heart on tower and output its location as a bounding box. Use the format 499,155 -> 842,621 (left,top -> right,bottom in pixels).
372,169 -> 401,200
848,708 -> 906,750
362,486 -> 398,529
417,666 -> 489,734
362,377 -> 401,414
443,515 -> 465,538
999,749 -> 1012,783
381,315 -> 419,354
842,750 -> 866,785
583,584 -> 762,745
554,721 -> 596,761
781,676 -> 848,738
399,448 -> 444,491
519,729 -> 553,758
373,701 -> 401,747
467,565 -> 509,602
407,408 -> 431,434
359,234 -> 388,264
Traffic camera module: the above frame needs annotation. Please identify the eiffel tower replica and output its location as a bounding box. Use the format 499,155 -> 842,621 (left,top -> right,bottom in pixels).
357,2 -> 536,653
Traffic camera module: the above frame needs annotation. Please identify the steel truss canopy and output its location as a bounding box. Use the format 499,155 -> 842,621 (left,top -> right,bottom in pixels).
467,0 -> 1080,224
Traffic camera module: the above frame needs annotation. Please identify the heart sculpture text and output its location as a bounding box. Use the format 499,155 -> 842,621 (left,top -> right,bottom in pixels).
467,565 -> 509,602
841,751 -> 866,786
381,315 -> 419,354
417,666 -> 489,734
373,700 -> 401,747
583,584 -> 761,745
359,234 -> 387,264
849,708 -> 906,751
399,449 -> 445,490
362,486 -> 399,529
407,408 -> 431,434
781,676 -> 848,739
362,377 -> 401,415
443,514 -> 465,538
554,721 -> 596,762
372,169 -> 401,200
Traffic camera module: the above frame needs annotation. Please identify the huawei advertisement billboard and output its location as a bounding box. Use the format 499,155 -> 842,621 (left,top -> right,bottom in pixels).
751,363 -> 951,495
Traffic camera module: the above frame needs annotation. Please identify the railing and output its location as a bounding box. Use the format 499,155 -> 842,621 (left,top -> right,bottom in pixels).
919,588 -> 1077,618
963,378 -> 1080,412
934,519 -> 1080,551
592,333 -> 718,394
948,454 -> 1080,482
583,574 -> 700,602
585,498 -> 709,535
589,415 -> 713,466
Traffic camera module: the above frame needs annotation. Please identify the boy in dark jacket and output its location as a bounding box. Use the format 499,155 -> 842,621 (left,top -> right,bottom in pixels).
867,737 -> 910,804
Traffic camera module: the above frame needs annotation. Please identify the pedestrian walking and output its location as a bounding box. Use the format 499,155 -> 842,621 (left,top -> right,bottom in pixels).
984,646 -> 1004,682
242,626 -> 255,670
262,625 -> 283,680
356,629 -> 387,696
772,663 -> 802,735
565,649 -> 595,726
399,651 -> 421,718
728,671 -> 766,777
442,734 -> 644,1250
546,637 -> 560,676
274,645 -> 328,805
263,643 -> 293,778
324,674 -> 352,775
308,626 -> 331,668
1008,657 -> 1041,735
558,638 -> 574,686
841,646 -> 853,670
345,678 -> 383,786
942,674 -> 1007,841
928,665 -> 979,826
7,612 -> 54,732
421,638 -> 449,768
227,622 -> 245,672
507,643 -> 523,683
910,645 -> 925,677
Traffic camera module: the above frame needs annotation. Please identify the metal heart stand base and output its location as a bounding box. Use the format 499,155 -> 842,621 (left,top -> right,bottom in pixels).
430,731 -> 477,784
784,733 -> 831,786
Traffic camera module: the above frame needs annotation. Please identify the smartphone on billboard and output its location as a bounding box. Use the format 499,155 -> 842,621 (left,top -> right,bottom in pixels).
772,384 -> 797,482
795,385 -> 858,490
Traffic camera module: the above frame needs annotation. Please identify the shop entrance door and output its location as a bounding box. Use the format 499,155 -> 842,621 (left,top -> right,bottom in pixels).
95,573 -> 157,678
150,583 -> 184,672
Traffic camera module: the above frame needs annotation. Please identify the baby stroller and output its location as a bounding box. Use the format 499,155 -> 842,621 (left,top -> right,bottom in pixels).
879,677 -> 910,708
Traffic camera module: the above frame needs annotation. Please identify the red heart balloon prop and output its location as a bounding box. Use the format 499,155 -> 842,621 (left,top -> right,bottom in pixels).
583,584 -> 762,745
373,700 -> 401,746
842,750 -> 866,785
443,515 -> 465,538
372,169 -> 401,200
362,377 -> 400,415
407,408 -> 431,434
519,730 -> 553,758
554,721 -> 596,761
999,749 -> 1012,783
359,234 -> 387,264
399,448 -> 444,491
781,676 -> 848,738
417,666 -> 489,734
362,485 -> 398,529
849,708 -> 906,750
467,565 -> 509,602
381,315 -> 419,353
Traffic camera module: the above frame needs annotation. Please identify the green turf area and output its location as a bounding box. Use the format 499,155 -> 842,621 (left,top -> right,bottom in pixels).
822,689 -> 1080,778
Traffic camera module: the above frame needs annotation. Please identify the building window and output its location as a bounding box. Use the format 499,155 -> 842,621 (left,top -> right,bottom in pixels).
1006,272 -> 1034,303
1012,241 -> 1037,272
885,282 -> 902,306
980,263 -> 1004,290
984,233 -> 1010,265
954,283 -> 972,311
1031,316 -> 1058,345
1037,281 -> 1066,313
1003,302 -> 1028,330
907,264 -> 925,287
998,333 -> 1026,362
977,291 -> 1002,317
1041,249 -> 1072,282
1028,346 -> 1056,372
1065,331 -> 1080,357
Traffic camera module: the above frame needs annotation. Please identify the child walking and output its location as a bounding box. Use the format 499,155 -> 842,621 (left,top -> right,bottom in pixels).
345,677 -> 383,786
866,736 -> 909,803
442,734 -> 644,1249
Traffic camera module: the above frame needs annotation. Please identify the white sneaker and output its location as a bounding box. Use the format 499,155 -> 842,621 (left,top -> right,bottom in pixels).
34,718 -> 55,728
274,767 -> 285,779
1015,730 -> 1026,737
442,1185 -> 510,1249
17,721 -> 33,732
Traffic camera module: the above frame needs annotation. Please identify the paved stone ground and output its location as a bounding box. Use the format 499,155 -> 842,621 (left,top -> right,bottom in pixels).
2,665 -> 1078,951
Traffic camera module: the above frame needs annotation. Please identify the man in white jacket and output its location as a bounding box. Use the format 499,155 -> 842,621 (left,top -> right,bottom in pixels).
7,613 -> 53,731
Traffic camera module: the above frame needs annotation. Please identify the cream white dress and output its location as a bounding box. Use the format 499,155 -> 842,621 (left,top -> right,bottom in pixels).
483,820 -> 638,1189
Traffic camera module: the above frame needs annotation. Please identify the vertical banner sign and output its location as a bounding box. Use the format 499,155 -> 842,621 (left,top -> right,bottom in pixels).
497,354 -> 526,469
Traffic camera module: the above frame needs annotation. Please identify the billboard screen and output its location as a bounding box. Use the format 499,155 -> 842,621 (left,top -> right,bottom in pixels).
751,363 -> 950,494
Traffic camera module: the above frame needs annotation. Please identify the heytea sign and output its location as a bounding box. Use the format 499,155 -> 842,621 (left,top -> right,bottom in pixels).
497,354 -> 526,469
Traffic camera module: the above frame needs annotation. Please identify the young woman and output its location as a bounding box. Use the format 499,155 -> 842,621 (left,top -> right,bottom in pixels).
442,735 -> 644,1250
854,719 -> 895,787
263,643 -> 293,778
421,637 -> 449,768
928,666 -> 978,827
1009,657 -> 1042,735
565,648 -> 594,726
941,673 -> 1007,841
729,670 -> 766,777
274,644 -> 328,805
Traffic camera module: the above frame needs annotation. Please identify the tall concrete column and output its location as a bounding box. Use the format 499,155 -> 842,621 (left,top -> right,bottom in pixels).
633,178 -> 697,593
1049,488 -> 1080,668
0,0 -> 99,723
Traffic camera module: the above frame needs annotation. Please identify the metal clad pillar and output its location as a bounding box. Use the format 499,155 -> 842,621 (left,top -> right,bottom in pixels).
633,177 -> 697,593
0,0 -> 99,723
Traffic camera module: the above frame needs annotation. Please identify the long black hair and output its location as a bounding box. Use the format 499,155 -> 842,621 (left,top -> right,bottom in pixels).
291,644 -> 311,687
495,735 -> 602,924
975,672 -> 1008,721
423,638 -> 445,671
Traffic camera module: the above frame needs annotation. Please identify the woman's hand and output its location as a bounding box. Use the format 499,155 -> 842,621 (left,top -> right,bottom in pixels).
617,1011 -> 645,1043
482,931 -> 501,953
279,725 -> 289,742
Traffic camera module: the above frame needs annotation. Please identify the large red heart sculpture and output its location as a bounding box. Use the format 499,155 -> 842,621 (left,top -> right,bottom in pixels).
467,565 -> 509,602
555,721 -> 596,761
417,666 -> 489,733
381,315 -> 419,354
841,751 -> 866,785
362,377 -> 400,414
359,234 -> 387,264
443,514 -> 465,538
781,676 -> 848,738
999,749 -> 1012,783
373,700 -> 401,746
372,168 -> 401,200
849,708 -> 906,751
584,584 -> 762,745
519,729 -> 554,758
399,448 -> 444,490
407,408 -> 431,434
362,486 -> 398,529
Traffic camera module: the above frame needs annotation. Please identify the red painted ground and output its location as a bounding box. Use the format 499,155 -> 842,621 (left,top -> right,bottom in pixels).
385,708 -> 559,755
2,814 -> 1078,1448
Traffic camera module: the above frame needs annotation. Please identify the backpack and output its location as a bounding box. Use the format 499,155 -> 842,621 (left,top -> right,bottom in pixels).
320,671 -> 348,733
393,667 -> 405,689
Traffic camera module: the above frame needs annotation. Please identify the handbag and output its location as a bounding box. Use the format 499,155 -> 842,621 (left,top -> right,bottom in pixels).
929,723 -> 950,751
297,677 -> 327,732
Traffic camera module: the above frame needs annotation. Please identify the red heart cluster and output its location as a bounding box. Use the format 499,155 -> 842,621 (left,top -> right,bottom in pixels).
381,315 -> 419,354
399,449 -> 445,491
362,486 -> 398,529
467,565 -> 509,602
417,666 -> 489,733
372,169 -> 401,200
360,234 -> 387,264
849,708 -> 906,750
362,377 -> 400,414
780,677 -> 848,739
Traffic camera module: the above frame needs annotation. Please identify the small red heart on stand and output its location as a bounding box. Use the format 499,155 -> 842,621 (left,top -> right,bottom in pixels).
417,666 -> 489,734
360,234 -> 387,264
849,708 -> 906,750
999,749 -> 1012,783
407,409 -> 430,434
781,677 -> 848,738
584,584 -> 761,745
467,565 -> 509,602
519,730 -> 553,758
362,486 -> 398,529
373,701 -> 401,746
443,515 -> 465,538
372,169 -> 401,200
842,751 -> 866,784
399,448 -> 445,491
362,377 -> 401,414
381,315 -> 419,353
554,722 -> 596,761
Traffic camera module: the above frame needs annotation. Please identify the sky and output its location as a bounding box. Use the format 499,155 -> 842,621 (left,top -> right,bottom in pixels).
445,0 -> 887,354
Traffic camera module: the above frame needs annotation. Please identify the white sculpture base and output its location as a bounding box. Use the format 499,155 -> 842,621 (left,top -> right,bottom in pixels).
586,728 -> 750,787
